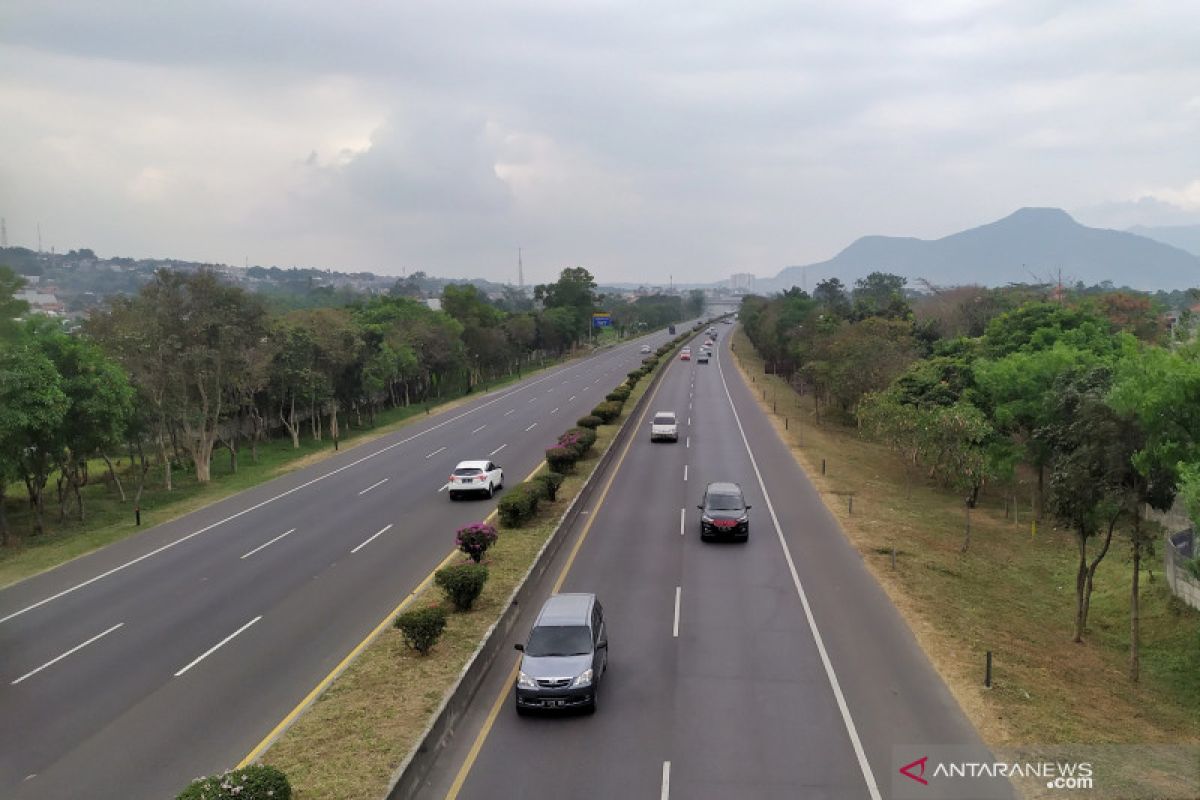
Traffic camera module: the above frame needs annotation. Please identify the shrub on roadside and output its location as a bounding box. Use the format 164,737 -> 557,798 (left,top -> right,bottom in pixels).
435,564 -> 490,611
532,471 -> 566,501
394,605 -> 448,655
576,415 -> 602,429
545,445 -> 579,473
592,401 -> 622,423
628,369 -> 644,382
497,483 -> 540,527
455,522 -> 499,562
606,386 -> 631,402
562,426 -> 597,454
177,766 -> 292,800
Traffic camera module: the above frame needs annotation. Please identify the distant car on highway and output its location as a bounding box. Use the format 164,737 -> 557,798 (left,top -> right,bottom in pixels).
447,460 -> 503,500
680,351 -> 691,361
514,593 -> 607,714
697,352 -> 710,364
698,482 -> 751,541
640,344 -> 652,353
651,411 -> 678,442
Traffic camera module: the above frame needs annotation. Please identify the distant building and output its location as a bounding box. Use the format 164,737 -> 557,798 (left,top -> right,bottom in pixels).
730,273 -> 756,291
16,288 -> 64,316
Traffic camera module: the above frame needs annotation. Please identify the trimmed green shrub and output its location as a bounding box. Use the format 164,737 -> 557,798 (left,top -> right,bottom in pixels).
627,369 -> 643,382
177,766 -> 292,800
435,564 -> 489,611
592,401 -> 622,423
576,415 -> 602,429
394,605 -> 448,655
545,445 -> 578,473
455,522 -> 499,563
532,471 -> 566,501
497,483 -> 540,527
606,386 -> 631,402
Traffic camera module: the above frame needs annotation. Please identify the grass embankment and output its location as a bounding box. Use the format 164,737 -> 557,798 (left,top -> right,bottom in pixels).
729,327 -> 1199,788
0,350 -> 608,589
260,359 -> 660,799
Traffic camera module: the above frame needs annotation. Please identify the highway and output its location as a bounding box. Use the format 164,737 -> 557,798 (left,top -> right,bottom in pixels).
422,327 -> 1010,800
0,328 -> 687,799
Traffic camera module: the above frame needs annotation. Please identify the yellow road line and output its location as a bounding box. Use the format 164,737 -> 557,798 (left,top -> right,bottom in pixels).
445,365 -> 672,799
238,462 -> 545,768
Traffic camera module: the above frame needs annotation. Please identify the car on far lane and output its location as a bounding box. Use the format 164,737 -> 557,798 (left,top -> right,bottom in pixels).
447,460 -> 503,500
698,482 -> 751,541
680,349 -> 691,361
651,411 -> 679,442
640,344 -> 652,354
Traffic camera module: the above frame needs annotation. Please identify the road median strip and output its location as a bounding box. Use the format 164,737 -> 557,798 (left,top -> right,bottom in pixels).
252,329 -> 697,799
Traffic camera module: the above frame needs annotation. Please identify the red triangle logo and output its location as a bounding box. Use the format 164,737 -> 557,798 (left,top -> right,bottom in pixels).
900,756 -> 929,785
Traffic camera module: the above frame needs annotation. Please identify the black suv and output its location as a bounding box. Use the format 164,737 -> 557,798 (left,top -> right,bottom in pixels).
698,482 -> 751,541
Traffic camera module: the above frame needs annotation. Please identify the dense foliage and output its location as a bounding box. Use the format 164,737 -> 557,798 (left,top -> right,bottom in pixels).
0,264 -> 695,544
176,765 -> 291,800
743,276 -> 1199,680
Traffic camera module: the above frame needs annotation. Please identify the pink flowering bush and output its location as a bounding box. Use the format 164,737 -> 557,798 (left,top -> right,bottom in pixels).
456,522 -> 499,563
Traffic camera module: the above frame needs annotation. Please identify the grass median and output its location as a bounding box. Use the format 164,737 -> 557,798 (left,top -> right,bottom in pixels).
259,352 -> 664,799
728,327 -> 1199,779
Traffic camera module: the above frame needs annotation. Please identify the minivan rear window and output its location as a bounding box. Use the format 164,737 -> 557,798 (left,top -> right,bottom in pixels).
525,625 -> 591,657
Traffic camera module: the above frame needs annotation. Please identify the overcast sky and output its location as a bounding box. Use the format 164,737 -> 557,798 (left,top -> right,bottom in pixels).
2,0 -> 1198,285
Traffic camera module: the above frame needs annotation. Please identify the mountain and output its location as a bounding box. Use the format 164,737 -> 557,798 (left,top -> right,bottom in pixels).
760,208 -> 1200,292
1127,224 -> 1200,258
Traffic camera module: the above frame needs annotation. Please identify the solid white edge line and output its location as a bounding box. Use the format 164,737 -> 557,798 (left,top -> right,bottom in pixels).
425,447 -> 446,459
351,524 -> 393,554
489,444 -> 507,456
679,507 -> 685,536
11,622 -> 125,685
715,347 -> 882,800
673,586 -> 681,638
357,477 -> 389,495
240,528 -> 297,559
661,761 -> 671,800
525,423 -> 537,432
174,616 -> 262,677
2,340 -> 656,625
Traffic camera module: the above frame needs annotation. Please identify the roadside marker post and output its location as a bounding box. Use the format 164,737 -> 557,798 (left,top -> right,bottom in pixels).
985,651 -> 993,688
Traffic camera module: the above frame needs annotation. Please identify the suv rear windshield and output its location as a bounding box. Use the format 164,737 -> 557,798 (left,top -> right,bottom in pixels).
453,467 -> 483,476
653,415 -> 675,425
525,625 -> 592,657
706,493 -> 744,511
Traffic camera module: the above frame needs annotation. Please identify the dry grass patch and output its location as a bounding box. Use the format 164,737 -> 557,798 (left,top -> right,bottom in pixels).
261,366 -> 653,799
729,326 -> 1199,753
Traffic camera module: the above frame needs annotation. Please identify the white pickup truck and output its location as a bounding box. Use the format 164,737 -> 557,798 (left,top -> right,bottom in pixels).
650,411 -> 678,443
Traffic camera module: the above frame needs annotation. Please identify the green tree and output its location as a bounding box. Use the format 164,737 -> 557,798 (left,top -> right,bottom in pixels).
852,272 -> 910,320
0,265 -> 29,340
33,326 -> 134,522
915,402 -> 996,551
813,277 -> 852,318
0,344 -> 68,539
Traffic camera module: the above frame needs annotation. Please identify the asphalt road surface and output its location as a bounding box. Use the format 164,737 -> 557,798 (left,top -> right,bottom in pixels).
423,327 -> 1011,800
0,328 -> 691,800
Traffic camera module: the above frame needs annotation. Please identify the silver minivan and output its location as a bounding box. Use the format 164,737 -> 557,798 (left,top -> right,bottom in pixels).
514,593 -> 608,714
